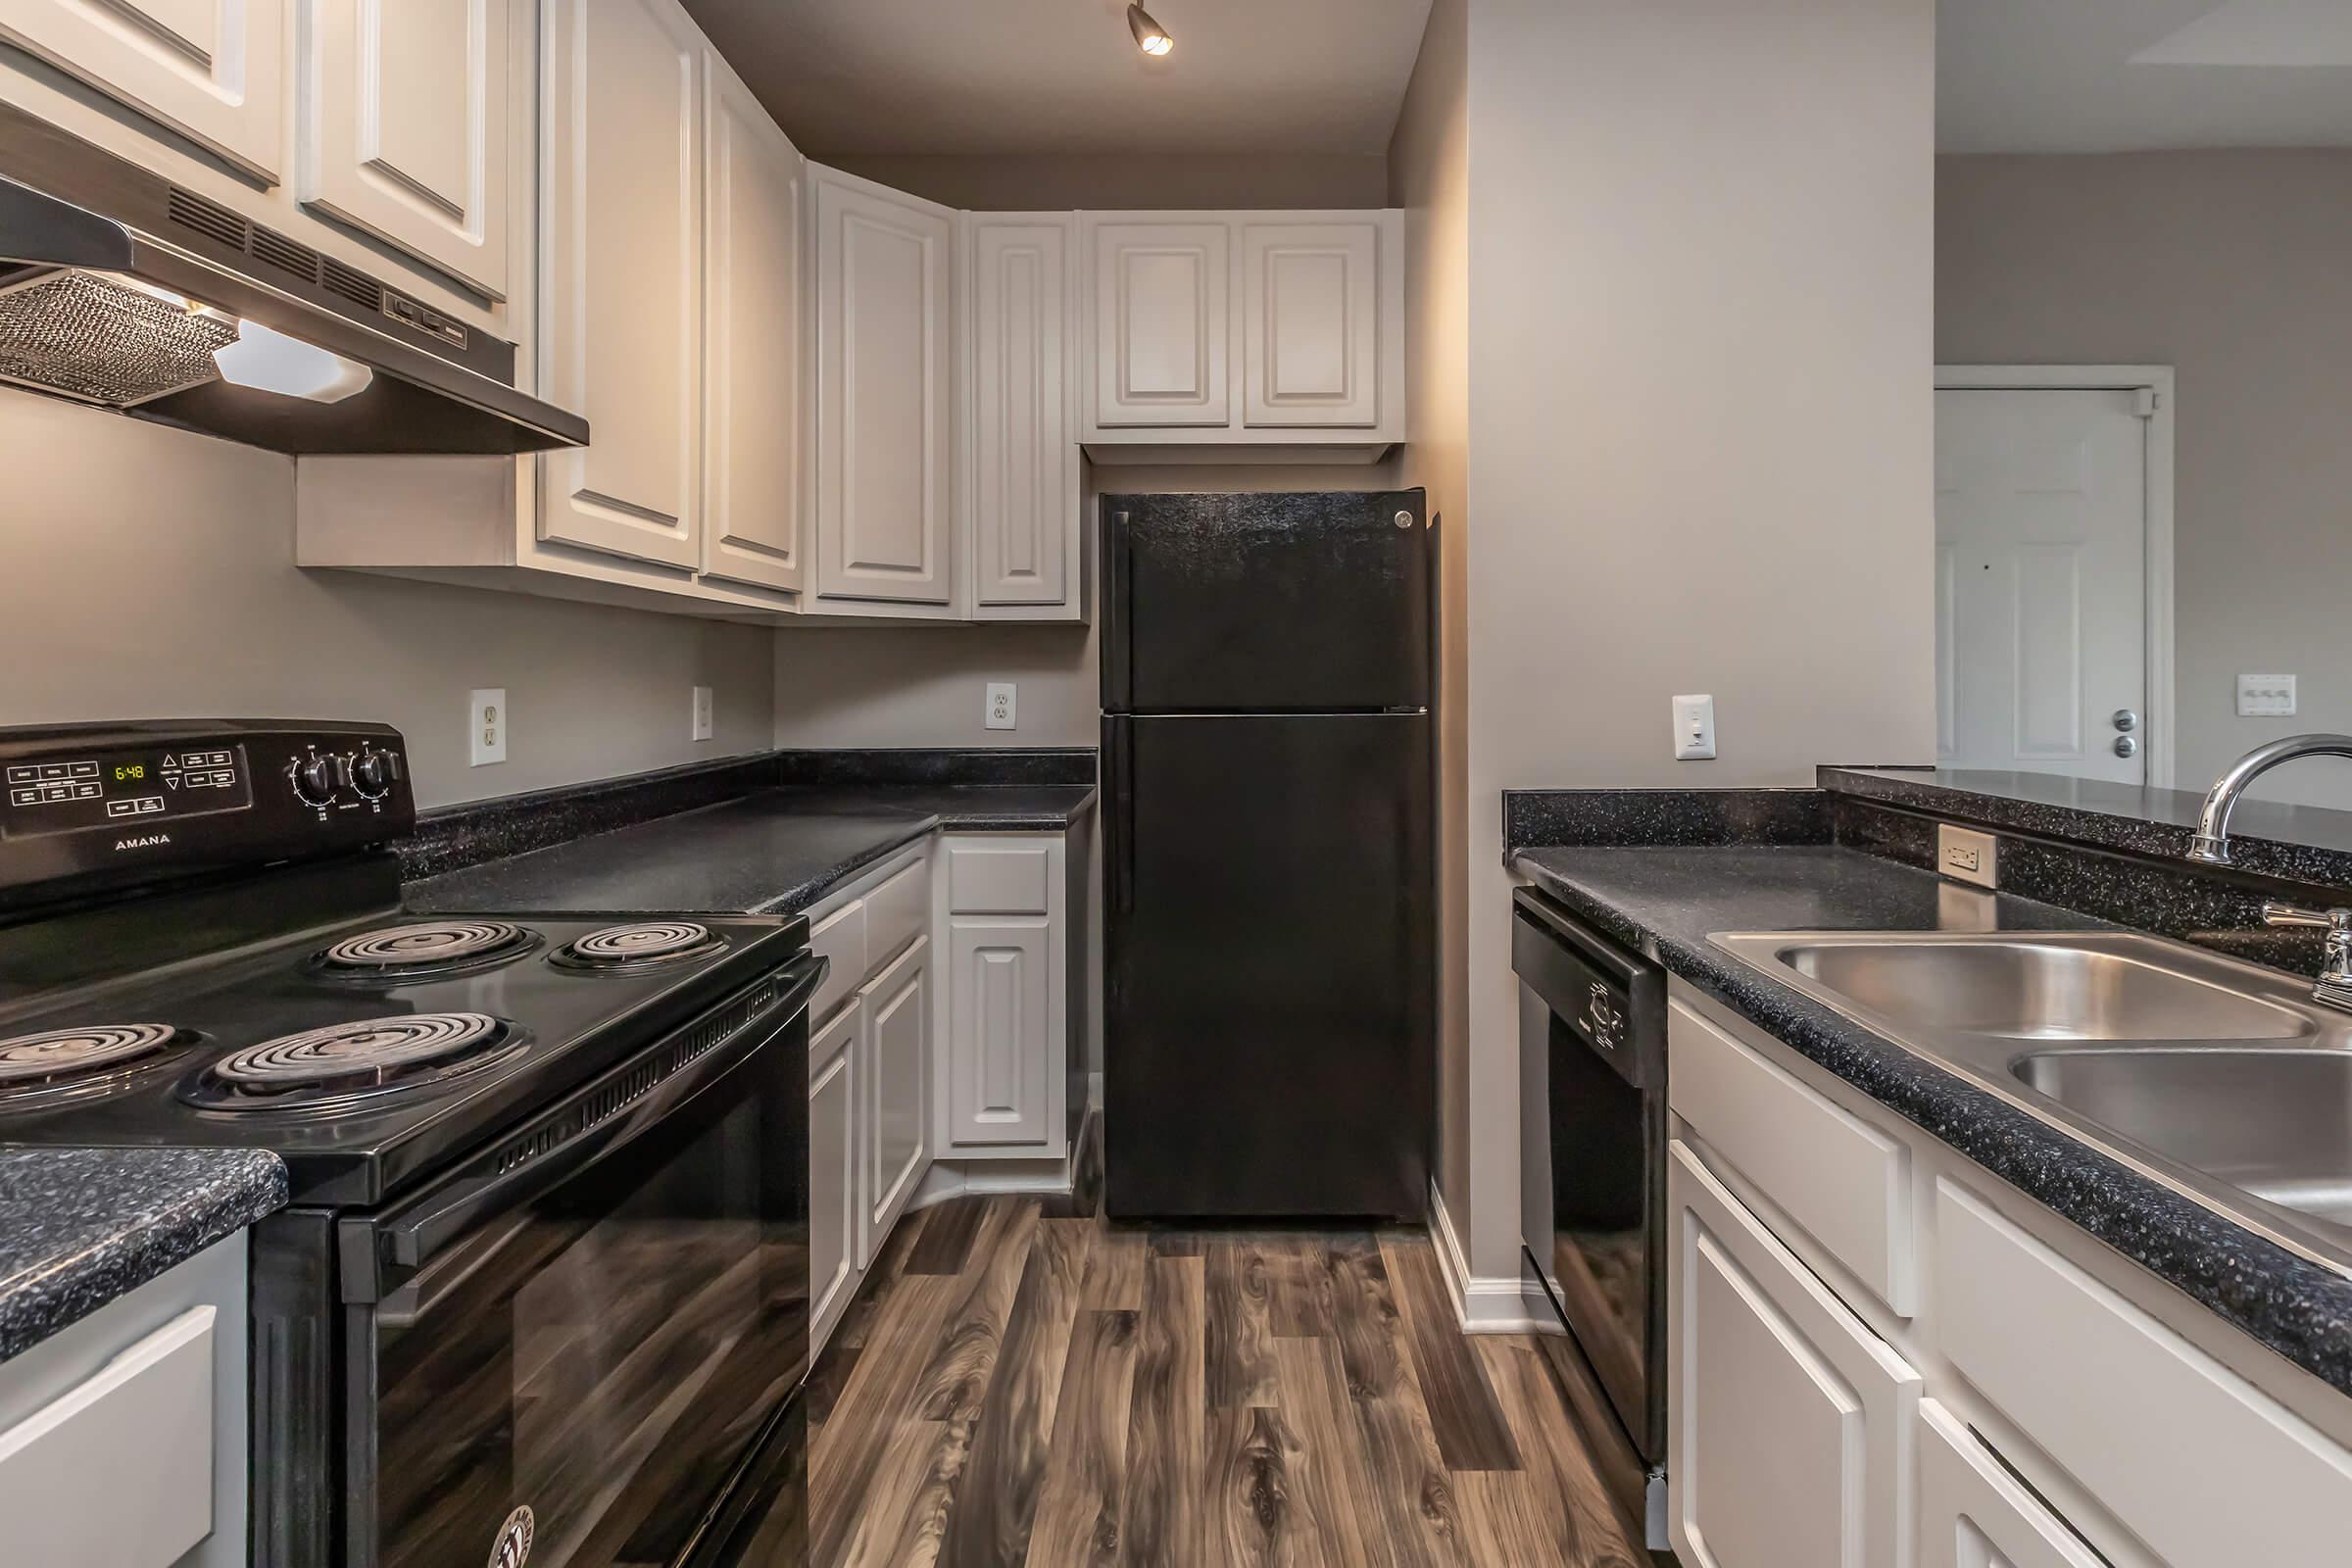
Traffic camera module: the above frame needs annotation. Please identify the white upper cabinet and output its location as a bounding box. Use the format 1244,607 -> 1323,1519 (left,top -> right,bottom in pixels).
699,52 -> 805,596
967,214 -> 1079,614
1090,219 -> 1228,429
0,0 -> 285,179
296,0 -> 510,298
1240,220 -> 1379,428
811,165 -> 956,610
537,0 -> 703,570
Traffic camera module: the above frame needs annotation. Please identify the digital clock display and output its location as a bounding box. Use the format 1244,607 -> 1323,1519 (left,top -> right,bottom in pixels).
114,763 -> 145,782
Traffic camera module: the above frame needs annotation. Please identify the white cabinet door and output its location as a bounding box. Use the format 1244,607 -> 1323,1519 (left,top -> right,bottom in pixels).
968,215 -> 1076,610
699,54 -> 805,595
943,916 -> 1053,1149
808,1000 -> 859,1351
858,935 -> 929,1254
537,0 -> 702,569
297,0 -> 509,296
0,0 -> 284,178
811,167 -> 956,608
1918,1400 -> 2107,1568
1668,1140 -> 1920,1568
1240,220 -> 1378,428
1090,220 -> 1229,428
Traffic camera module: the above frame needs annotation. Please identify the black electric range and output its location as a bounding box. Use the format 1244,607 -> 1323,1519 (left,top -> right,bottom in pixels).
0,721 -> 817,1568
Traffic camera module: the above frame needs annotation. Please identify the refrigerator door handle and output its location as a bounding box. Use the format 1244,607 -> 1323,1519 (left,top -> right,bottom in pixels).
1107,717 -> 1136,914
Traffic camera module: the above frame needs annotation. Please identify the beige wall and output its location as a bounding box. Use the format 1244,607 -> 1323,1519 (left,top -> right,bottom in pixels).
1456,0 -> 1936,1275
1388,0 -> 1473,1251
820,152 -> 1389,213
0,390 -> 776,809
1936,151 -> 2352,809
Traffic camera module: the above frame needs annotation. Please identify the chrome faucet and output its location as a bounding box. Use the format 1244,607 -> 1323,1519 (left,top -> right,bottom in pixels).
2186,734 -> 2352,864
2261,904 -> 2352,1013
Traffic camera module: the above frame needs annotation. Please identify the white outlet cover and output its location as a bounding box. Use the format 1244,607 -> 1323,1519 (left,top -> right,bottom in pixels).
985,681 -> 1017,731
1672,693 -> 1717,760
2236,673 -> 2296,717
691,685 -> 714,742
469,688 -> 507,766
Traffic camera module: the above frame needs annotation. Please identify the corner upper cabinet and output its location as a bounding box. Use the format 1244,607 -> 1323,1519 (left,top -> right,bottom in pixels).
967,214 -> 1081,619
296,0 -> 510,298
810,165 -> 957,613
1080,209 -> 1403,463
536,0 -> 704,571
0,0 -> 285,179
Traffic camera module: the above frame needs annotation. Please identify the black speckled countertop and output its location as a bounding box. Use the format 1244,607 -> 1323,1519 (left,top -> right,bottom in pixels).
0,1146 -> 286,1362
1509,843 -> 2352,1398
407,784 -> 1096,916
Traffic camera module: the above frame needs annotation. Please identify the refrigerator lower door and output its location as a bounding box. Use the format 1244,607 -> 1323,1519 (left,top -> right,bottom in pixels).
1103,712 -> 1433,1217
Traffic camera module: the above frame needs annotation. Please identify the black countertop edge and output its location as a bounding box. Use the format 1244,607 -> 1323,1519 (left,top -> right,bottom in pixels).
0,1146 -> 287,1363
1821,765 -> 2352,895
1508,844 -> 2352,1399
1502,787 -> 1832,852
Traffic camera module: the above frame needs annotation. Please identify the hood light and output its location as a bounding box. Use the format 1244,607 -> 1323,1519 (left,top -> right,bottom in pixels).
212,319 -> 373,404
1128,4 -> 1172,55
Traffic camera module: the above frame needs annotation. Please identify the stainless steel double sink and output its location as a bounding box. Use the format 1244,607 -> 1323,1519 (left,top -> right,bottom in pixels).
1709,929 -> 2352,1272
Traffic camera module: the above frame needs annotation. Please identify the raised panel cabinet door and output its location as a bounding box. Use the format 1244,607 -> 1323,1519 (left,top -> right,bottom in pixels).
1240,220 -> 1378,428
297,0 -> 509,296
808,1001 -> 859,1351
1917,1400 -> 2108,1568
945,916 -> 1052,1149
859,937 -> 930,1250
812,169 -> 956,606
970,216 -> 1076,608
1668,1141 -> 1920,1568
699,56 -> 805,595
1091,220 -> 1229,428
0,0 -> 284,178
537,0 -> 702,569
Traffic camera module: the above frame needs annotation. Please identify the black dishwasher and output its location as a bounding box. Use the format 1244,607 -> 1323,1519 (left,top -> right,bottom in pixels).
1513,887 -> 1667,1498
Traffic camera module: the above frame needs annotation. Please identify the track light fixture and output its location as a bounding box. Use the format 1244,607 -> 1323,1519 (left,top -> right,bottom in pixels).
1128,3 -> 1173,56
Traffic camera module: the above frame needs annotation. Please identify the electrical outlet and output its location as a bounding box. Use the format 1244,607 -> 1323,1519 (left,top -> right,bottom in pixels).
1672,694 -> 1716,760
2237,673 -> 2297,717
1937,822 -> 1998,889
469,689 -> 507,766
691,685 -> 714,742
985,682 -> 1017,731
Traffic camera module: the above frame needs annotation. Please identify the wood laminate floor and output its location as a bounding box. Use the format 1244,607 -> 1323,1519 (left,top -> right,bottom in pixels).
790,1184 -> 1661,1568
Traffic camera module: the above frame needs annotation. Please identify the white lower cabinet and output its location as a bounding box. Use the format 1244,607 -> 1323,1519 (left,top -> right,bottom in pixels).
807,997 -> 860,1348
936,833 -> 1068,1159
1668,1139 -> 1918,1568
1918,1399 -> 2105,1568
859,935 -> 930,1256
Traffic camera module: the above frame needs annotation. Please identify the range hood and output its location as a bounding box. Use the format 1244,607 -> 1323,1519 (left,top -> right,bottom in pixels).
0,105 -> 585,454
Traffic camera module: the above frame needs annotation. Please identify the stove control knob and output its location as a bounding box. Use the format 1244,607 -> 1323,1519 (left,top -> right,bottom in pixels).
350,750 -> 393,801
289,755 -> 337,808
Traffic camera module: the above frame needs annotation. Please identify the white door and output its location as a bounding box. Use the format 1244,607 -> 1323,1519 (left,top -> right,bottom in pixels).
698,54 -> 805,596
1936,386 -> 2148,784
1668,1142 -> 1920,1568
0,0 -> 284,178
537,0 -> 702,569
808,999 -> 859,1349
944,916 -> 1053,1149
1918,1400 -> 2107,1568
1240,220 -> 1378,428
297,0 -> 509,296
1090,220 -> 1229,428
811,168 -> 956,608
969,215 -> 1076,609
859,936 -> 929,1253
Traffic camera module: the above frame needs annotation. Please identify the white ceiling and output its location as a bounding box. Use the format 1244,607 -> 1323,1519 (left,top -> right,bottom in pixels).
1939,0 -> 2352,153
683,0 -> 1436,159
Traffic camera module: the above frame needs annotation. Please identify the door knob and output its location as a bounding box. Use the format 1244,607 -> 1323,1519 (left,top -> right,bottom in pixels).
2114,735 -> 2138,759
2113,709 -> 2139,732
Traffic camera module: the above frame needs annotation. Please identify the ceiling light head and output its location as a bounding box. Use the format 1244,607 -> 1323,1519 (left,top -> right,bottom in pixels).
1128,3 -> 1172,56
212,319 -> 373,404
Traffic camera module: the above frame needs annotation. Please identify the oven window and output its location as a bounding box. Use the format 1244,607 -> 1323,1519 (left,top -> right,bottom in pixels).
368,1072 -> 808,1568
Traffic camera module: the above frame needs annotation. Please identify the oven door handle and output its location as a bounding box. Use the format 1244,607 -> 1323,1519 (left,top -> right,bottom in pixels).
355,955 -> 825,1298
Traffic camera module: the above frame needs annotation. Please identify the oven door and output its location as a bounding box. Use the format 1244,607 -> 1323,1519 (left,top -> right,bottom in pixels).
339,956 -> 821,1568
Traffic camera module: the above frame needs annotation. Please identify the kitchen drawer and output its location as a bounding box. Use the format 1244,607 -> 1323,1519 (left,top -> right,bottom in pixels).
1669,996 -> 1914,1315
1936,1175 -> 2352,1565
0,1305 -> 216,1566
808,896 -> 866,1026
1918,1398 -> 2105,1568
945,840 -> 1054,914
863,856 -> 930,967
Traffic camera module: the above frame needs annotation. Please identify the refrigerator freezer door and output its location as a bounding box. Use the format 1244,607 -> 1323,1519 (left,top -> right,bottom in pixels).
1103,711 -> 1433,1217
1102,490 -> 1431,713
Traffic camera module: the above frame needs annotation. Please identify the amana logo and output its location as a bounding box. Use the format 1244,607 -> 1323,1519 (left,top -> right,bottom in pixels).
113,833 -> 172,852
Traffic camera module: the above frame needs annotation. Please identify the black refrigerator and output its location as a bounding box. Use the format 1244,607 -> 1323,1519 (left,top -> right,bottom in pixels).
1102,490 -> 1434,1218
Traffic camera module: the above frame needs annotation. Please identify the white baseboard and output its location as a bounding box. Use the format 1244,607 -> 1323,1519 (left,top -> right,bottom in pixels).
1427,1178 -> 1556,1334
910,1151 -> 1076,1210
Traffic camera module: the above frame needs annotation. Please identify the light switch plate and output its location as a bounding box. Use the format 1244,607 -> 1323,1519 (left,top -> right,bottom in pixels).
985,682 -> 1017,731
469,689 -> 507,766
691,685 -> 713,742
1672,694 -> 1716,760
2237,673 -> 2296,717
1937,821 -> 1998,889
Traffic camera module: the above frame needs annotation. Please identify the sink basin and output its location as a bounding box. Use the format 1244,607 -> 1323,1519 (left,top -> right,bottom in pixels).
1772,936 -> 2314,1041
2015,1049 -> 2352,1228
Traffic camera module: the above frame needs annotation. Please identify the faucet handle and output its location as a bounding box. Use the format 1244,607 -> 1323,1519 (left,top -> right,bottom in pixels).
2263,902 -> 2352,930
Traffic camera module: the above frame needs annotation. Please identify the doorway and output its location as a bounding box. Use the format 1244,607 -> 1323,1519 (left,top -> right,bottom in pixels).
1934,367 -> 2176,788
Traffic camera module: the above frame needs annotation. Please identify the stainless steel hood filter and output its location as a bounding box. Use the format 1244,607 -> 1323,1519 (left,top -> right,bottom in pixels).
0,268 -> 234,407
